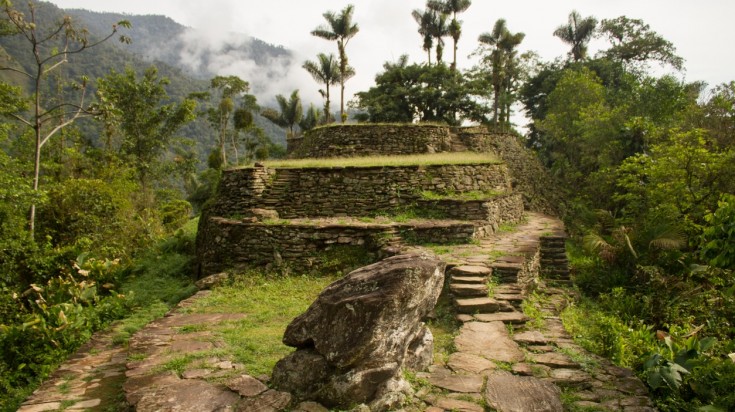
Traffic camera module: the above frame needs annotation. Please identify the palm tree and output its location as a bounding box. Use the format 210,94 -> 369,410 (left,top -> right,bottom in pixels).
428,0 -> 471,70
262,90 -> 303,138
311,5 -> 359,122
429,11 -> 449,64
478,19 -> 508,126
302,53 -> 340,122
553,10 -> 598,62
497,27 -> 525,126
412,8 -> 435,65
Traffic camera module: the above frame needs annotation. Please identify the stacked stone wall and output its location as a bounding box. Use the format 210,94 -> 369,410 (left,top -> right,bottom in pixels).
196,218 -> 490,277
197,218 -> 394,275
211,163 -> 511,219
288,124 -> 452,158
453,131 -> 562,215
417,193 -> 523,228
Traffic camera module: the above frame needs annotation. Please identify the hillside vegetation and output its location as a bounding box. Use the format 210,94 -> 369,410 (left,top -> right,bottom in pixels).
0,1 -> 733,411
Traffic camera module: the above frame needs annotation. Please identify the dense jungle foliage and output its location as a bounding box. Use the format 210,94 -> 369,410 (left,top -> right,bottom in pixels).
0,1 -> 733,411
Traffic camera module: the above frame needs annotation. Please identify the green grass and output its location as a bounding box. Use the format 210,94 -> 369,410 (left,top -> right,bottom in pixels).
521,292 -> 547,329
420,189 -> 506,201
426,294 -> 461,364
181,273 -> 340,377
253,152 -> 500,169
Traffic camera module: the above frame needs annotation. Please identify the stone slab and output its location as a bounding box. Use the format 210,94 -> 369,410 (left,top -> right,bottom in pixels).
227,374 -> 268,397
530,352 -> 579,369
451,283 -> 489,297
447,352 -> 497,375
431,397 -> 484,412
484,371 -> 563,412
455,321 -> 524,363
456,297 -> 500,313
134,379 -> 240,411
473,312 -> 529,324
450,265 -> 492,276
428,373 -> 484,393
451,276 -> 487,284
512,331 -> 548,345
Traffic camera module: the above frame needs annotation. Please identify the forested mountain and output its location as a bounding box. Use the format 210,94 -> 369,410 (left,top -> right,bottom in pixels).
0,1 -> 289,153
64,9 -> 292,82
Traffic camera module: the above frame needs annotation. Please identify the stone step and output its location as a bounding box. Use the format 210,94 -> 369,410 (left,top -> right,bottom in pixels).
494,293 -> 524,303
449,265 -> 491,277
473,312 -> 529,325
451,275 -> 487,285
455,297 -> 502,314
450,283 -> 488,297
494,285 -> 522,294
492,263 -> 523,273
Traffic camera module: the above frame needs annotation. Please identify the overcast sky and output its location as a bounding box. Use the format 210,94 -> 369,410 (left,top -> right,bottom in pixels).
49,0 -> 735,114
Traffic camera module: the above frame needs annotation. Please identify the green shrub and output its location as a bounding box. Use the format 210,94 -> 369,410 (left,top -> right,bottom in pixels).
701,194 -> 735,270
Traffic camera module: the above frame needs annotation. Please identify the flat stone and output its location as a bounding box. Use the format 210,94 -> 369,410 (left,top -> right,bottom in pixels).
135,379 -> 240,411
474,312 -> 529,324
530,352 -> 579,369
484,371 -> 563,412
181,368 -> 212,379
512,363 -> 550,378
616,377 -> 649,396
605,364 -> 635,378
447,352 -> 496,375
293,401 -> 329,412
495,255 -> 525,264
494,285 -> 522,294
451,275 -> 487,284
447,392 -> 484,402
170,340 -> 214,353
574,391 -> 600,401
456,297 -> 500,313
67,399 -> 102,410
450,265 -> 491,276
620,396 -> 653,407
235,389 -> 292,412
456,314 -> 474,322
123,372 -> 181,405
429,372 -> 484,393
431,397 -> 484,412
494,293 -> 524,302
455,321 -> 524,363
512,331 -> 548,345
17,402 -> 62,412
451,283 -> 488,297
227,374 -> 268,397
574,400 -> 604,409
526,345 -> 555,353
549,368 -> 593,388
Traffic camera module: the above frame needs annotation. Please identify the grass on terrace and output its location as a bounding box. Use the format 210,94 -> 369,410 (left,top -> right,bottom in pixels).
251,152 -> 500,169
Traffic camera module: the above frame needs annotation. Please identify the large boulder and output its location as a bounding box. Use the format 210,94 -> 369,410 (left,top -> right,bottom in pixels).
272,254 -> 445,411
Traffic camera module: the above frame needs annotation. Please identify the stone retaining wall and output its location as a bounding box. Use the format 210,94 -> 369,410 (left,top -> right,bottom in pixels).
196,218 -> 492,277
452,130 -> 562,215
417,193 -> 523,229
209,163 -> 512,219
197,218 -> 393,276
288,124 -> 452,158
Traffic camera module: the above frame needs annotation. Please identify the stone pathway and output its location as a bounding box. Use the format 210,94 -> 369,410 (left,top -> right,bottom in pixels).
18,328 -> 128,412
19,212 -> 655,411
416,212 -> 656,412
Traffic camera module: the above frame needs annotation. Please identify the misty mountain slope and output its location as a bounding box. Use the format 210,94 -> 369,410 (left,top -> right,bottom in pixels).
65,9 -> 294,86
1,1 -> 287,157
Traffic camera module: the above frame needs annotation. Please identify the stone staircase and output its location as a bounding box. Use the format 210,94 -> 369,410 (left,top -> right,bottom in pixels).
416,212 -> 655,412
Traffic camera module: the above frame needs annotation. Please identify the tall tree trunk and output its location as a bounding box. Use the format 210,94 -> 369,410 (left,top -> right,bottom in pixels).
324,85 -> 331,122
452,37 -> 458,71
